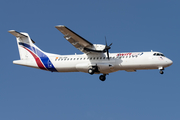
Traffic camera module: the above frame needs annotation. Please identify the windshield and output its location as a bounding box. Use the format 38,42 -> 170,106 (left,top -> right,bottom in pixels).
153,53 -> 165,57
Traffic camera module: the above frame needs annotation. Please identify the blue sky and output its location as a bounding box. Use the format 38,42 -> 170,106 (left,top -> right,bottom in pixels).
1,0 -> 180,120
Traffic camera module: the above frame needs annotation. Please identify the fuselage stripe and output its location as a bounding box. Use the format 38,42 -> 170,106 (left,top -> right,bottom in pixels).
23,46 -> 47,70
19,42 -> 57,72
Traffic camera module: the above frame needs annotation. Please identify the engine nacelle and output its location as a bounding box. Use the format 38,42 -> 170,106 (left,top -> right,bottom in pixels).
92,44 -> 106,51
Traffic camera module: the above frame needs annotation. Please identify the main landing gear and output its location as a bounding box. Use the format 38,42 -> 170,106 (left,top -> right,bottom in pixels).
99,74 -> 106,81
88,66 -> 99,75
88,69 -> 94,75
88,67 -> 107,81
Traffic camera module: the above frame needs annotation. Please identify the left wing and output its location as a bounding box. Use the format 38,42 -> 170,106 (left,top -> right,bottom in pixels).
55,25 -> 110,54
55,25 -> 95,53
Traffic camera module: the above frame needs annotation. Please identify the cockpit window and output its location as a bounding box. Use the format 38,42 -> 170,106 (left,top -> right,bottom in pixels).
153,53 -> 165,57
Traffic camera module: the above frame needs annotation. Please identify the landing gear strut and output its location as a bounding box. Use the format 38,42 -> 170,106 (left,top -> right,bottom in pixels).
99,74 -> 106,81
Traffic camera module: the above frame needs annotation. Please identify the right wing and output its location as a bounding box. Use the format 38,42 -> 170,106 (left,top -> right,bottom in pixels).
55,25 -> 95,54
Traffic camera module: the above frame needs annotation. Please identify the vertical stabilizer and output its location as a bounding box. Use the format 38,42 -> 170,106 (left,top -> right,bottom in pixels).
8,30 -> 36,60
8,30 -> 57,72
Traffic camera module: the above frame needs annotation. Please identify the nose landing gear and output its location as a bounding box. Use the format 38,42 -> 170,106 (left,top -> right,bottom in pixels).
159,67 -> 164,74
159,70 -> 164,74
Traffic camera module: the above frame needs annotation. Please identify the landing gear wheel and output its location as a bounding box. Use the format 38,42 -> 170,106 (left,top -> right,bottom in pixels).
160,70 -> 164,74
88,69 -> 94,75
99,75 -> 106,81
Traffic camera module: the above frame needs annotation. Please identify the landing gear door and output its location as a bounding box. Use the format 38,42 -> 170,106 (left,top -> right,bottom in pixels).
97,63 -> 114,73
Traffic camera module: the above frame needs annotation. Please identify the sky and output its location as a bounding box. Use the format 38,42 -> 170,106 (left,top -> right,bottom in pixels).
0,0 -> 180,120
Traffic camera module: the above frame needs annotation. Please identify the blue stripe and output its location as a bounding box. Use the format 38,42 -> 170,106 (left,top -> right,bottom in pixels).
19,42 -> 57,72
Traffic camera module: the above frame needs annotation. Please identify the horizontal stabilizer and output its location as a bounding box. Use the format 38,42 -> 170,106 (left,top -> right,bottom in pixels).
8,30 -> 35,43
8,30 -> 27,38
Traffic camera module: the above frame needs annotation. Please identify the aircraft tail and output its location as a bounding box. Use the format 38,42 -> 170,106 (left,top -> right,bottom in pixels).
8,30 -> 57,72
8,30 -> 38,60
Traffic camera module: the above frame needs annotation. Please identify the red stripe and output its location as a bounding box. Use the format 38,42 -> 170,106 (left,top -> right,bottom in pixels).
23,47 -> 47,70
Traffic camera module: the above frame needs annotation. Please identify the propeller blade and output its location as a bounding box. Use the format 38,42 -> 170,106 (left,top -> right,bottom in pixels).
105,36 -> 107,46
107,49 -> 110,60
104,36 -> 112,60
109,43 -> 113,47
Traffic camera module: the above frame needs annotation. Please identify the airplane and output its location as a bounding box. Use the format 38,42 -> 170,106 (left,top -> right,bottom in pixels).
8,25 -> 173,81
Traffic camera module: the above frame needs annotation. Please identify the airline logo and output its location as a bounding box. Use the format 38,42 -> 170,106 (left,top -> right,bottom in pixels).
116,52 -> 143,57
159,57 -> 164,60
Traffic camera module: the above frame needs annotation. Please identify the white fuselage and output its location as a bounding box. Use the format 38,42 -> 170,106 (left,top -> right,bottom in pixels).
46,51 -> 173,74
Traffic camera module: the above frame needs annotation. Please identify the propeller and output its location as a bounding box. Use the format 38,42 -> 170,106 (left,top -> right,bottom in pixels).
104,37 -> 112,60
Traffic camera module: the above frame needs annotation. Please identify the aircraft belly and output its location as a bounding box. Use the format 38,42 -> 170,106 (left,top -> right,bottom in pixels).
117,58 -> 157,70
75,61 -> 116,74
53,62 -> 78,72
76,63 -> 90,73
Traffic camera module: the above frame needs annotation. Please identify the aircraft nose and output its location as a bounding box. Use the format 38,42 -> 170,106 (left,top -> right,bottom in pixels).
166,59 -> 173,66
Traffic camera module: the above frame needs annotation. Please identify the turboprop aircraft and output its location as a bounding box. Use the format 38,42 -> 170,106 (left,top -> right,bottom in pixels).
8,25 -> 173,81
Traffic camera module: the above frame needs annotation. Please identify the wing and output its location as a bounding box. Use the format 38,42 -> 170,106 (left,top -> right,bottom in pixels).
55,25 -> 96,54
